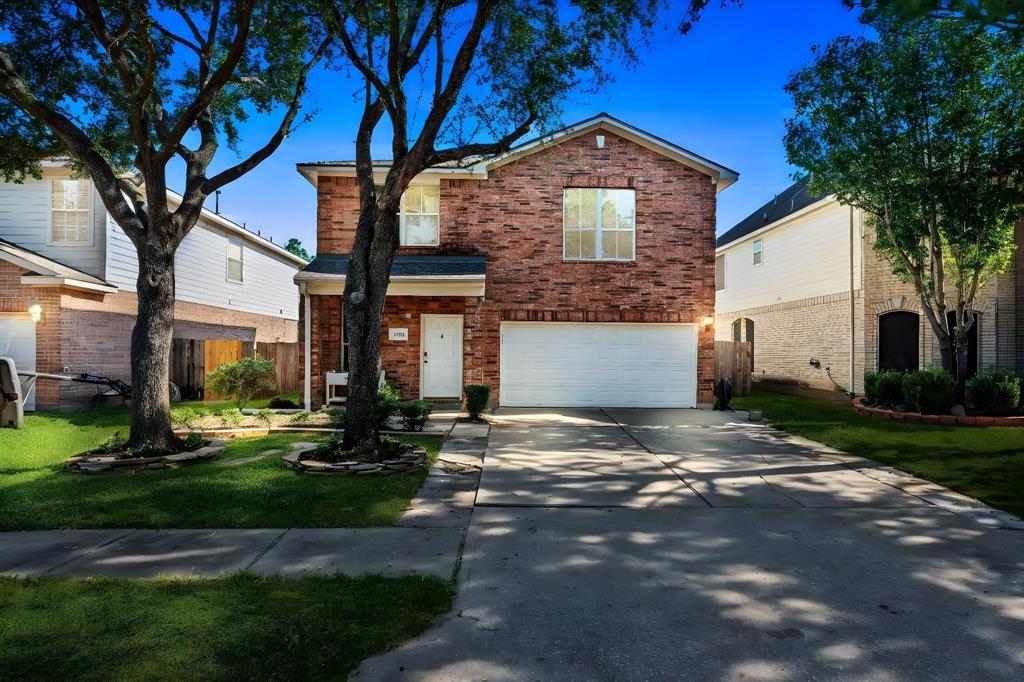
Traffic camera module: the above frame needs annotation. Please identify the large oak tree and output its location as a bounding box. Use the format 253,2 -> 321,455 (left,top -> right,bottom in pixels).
323,0 -> 727,452
0,1 -> 329,449
785,17 -> 1024,400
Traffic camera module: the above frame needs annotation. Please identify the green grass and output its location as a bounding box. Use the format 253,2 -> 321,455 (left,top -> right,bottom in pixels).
0,573 -> 453,681
0,407 -> 442,530
735,389 -> 1024,518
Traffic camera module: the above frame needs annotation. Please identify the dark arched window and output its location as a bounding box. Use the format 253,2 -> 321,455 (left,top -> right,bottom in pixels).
946,311 -> 979,378
732,318 -> 754,371
878,311 -> 919,371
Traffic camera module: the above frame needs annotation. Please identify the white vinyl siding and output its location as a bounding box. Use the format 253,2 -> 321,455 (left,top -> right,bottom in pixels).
0,177 -> 106,277
716,201 -> 859,315
226,237 -> 244,282
500,322 -> 697,407
563,188 -> 635,261
399,185 -> 439,246
105,214 -> 299,321
715,254 -> 726,292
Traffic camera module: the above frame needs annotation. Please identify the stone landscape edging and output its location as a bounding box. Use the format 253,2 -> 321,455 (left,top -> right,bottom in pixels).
851,397 -> 1024,427
172,425 -> 448,439
282,444 -> 427,475
66,439 -> 226,473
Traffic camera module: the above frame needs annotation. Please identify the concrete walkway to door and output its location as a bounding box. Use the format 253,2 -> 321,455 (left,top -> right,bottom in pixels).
353,407 -> 1024,681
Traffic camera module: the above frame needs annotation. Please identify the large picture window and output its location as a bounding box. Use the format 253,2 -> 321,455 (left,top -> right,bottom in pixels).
51,179 -> 91,243
563,188 -> 635,261
400,185 -> 440,246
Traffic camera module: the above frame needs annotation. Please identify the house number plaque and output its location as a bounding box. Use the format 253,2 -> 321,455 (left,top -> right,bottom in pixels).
389,328 -> 409,341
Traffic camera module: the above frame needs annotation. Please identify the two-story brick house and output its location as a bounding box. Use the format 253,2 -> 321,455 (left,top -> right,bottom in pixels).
0,161 -> 305,410
296,114 -> 737,409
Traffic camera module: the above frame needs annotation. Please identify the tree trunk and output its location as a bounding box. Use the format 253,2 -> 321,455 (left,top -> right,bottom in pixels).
936,328 -> 954,374
341,205 -> 400,453
127,232 -> 181,452
954,339 -> 969,405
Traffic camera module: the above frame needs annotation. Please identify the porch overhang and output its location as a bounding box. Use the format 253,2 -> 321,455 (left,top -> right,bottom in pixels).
294,254 -> 486,298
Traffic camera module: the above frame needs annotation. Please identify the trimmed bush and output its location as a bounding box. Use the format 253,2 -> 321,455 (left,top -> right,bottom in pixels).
397,400 -> 433,431
464,384 -> 491,419
874,371 -> 905,410
207,356 -> 277,409
376,382 -> 401,429
967,369 -> 1022,417
863,371 -> 880,404
902,368 -> 955,415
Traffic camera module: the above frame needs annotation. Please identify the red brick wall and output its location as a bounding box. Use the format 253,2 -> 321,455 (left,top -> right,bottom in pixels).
313,127 -> 719,404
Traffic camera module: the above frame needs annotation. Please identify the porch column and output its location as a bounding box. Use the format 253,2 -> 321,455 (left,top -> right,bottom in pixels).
302,285 -> 311,411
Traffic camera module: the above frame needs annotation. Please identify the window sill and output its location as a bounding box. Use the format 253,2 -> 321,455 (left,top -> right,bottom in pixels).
562,258 -> 636,264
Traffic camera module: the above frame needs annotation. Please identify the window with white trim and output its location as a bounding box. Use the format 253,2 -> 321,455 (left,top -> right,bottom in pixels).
226,236 -> 244,282
399,185 -> 440,246
752,239 -> 763,266
563,188 -> 635,261
715,254 -> 726,291
51,179 -> 91,243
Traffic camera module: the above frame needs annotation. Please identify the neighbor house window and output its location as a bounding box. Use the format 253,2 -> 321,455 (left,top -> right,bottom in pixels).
51,179 -> 91,243
563,188 -> 635,261
226,236 -> 244,282
752,239 -> 763,266
400,185 -> 440,246
715,254 -> 726,291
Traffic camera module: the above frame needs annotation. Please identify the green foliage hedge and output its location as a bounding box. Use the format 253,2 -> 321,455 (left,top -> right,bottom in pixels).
464,384 -> 491,419
967,369 -> 1022,417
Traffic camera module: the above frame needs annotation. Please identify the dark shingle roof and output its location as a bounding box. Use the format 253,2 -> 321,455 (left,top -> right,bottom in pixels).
303,254 -> 486,277
717,178 -> 826,248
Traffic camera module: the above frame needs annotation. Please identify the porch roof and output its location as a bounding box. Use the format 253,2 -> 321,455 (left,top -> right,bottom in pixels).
298,254 -> 486,279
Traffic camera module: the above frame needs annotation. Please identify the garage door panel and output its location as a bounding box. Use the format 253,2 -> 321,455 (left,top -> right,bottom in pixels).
500,322 -> 696,408
0,316 -> 37,411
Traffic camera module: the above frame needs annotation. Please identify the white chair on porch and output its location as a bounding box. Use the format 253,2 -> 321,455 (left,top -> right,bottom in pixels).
325,370 -> 386,405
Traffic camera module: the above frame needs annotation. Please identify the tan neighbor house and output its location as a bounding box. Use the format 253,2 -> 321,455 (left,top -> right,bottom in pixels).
714,178 -> 1024,397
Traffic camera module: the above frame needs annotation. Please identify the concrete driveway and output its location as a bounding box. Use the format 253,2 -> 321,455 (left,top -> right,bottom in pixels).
354,408 -> 1024,681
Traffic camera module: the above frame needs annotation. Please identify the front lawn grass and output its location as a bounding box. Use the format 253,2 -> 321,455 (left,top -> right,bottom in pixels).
0,407 -> 442,530
0,573 -> 453,681
735,389 -> 1024,518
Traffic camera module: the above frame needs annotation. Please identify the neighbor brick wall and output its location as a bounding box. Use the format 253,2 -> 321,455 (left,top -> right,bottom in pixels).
313,127 -> 719,404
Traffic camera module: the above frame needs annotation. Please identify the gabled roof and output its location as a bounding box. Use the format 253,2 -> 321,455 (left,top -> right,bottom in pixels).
297,113 -> 739,192
716,178 -> 829,249
0,237 -> 117,293
295,253 -> 486,281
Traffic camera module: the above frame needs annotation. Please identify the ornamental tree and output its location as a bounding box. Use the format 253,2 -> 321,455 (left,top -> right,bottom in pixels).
0,1 -> 329,450
846,0 -> 1024,39
321,0 -> 729,454
784,18 -> 1024,400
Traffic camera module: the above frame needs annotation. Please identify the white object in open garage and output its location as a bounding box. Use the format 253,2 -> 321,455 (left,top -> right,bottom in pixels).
0,315 -> 37,411
499,322 -> 698,408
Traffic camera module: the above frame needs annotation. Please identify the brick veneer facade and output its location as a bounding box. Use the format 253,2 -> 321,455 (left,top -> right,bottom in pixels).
303,127 -> 719,407
1,260 -> 298,410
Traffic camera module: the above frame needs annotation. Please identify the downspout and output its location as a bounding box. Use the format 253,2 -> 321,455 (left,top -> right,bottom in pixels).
849,206 -> 857,396
302,283 -> 312,411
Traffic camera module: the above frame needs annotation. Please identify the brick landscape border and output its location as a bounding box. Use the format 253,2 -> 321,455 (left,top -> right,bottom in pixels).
851,397 -> 1024,427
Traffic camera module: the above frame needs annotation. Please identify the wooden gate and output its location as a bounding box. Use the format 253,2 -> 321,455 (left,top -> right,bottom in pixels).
714,340 -> 753,397
203,339 -> 247,400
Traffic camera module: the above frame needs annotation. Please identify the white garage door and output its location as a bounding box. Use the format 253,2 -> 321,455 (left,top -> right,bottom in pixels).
0,315 -> 36,411
500,322 -> 698,408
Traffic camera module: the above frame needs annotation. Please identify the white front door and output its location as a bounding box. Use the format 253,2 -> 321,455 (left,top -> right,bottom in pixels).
421,315 -> 463,398
0,315 -> 37,411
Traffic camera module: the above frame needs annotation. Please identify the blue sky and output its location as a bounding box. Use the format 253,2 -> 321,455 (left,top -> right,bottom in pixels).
201,1 -> 869,251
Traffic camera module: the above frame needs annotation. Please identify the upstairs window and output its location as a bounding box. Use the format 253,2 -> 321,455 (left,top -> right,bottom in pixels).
563,188 -> 635,261
51,179 -> 91,243
715,254 -> 726,291
226,236 -> 244,282
752,239 -> 763,266
400,185 -> 440,246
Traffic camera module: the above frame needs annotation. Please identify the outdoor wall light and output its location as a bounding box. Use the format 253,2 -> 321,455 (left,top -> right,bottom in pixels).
701,316 -> 714,329
27,299 -> 42,323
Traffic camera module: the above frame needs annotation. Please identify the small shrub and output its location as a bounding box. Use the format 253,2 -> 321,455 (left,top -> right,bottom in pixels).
902,368 -> 955,414
206,356 -> 277,409
863,371 -> 880,404
376,382 -> 401,429
325,407 -> 345,427
967,369 -> 1022,417
170,406 -> 207,429
255,408 -> 274,425
183,431 -> 205,450
289,410 -> 312,424
98,431 -> 127,454
267,396 -> 299,409
314,432 -> 345,459
397,400 -> 432,431
874,371 -> 904,410
133,441 -> 159,458
464,384 -> 491,419
219,408 -> 244,427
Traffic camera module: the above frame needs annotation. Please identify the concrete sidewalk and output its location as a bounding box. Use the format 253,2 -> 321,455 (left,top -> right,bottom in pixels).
0,421 -> 488,580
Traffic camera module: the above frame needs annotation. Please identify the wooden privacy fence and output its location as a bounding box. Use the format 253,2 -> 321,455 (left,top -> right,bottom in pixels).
255,341 -> 301,396
714,340 -> 752,397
